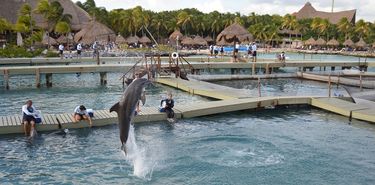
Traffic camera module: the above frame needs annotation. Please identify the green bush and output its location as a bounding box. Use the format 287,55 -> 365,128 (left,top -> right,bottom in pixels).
45,50 -> 59,57
0,45 -> 43,58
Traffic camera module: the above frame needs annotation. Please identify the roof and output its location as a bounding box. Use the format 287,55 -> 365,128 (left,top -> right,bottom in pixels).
216,23 -> 253,43
181,37 -> 194,45
169,30 -> 183,41
343,39 -> 354,46
0,0 -> 91,31
126,35 -> 140,44
139,36 -> 151,44
115,34 -> 126,44
193,36 -> 207,46
355,38 -> 367,48
315,38 -> 326,46
304,37 -> 316,45
327,38 -> 339,46
293,2 -> 356,24
74,20 -> 115,44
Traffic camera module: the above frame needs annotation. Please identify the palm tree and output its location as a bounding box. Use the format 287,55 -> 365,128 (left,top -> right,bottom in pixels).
355,19 -> 370,39
177,11 -> 193,35
337,17 -> 352,39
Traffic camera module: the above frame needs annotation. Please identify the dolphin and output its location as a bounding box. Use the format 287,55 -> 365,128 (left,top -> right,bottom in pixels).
110,78 -> 150,154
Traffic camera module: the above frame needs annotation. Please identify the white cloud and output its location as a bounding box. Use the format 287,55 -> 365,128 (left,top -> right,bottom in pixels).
72,0 -> 375,21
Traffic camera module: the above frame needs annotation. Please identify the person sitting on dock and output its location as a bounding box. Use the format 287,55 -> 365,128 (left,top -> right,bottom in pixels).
159,92 -> 175,122
73,105 -> 92,126
22,100 -> 39,136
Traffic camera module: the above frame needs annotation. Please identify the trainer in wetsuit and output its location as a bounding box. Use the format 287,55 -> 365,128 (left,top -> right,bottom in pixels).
22,100 -> 38,136
159,92 -> 175,121
73,105 -> 92,126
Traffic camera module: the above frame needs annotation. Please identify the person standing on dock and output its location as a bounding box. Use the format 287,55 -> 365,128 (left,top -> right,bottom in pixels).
251,42 -> 257,62
22,100 -> 39,136
76,43 -> 82,59
73,105 -> 92,127
58,43 -> 64,59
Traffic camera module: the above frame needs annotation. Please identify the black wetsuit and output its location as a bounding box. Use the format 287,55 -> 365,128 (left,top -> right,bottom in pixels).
161,99 -> 175,118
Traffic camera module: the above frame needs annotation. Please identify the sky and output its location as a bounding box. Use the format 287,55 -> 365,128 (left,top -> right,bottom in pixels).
72,0 -> 375,22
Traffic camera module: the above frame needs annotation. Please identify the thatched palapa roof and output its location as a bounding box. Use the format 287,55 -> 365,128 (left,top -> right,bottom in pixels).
216,23 -> 253,44
343,39 -> 355,47
355,38 -> 367,48
327,38 -> 339,46
41,33 -> 57,45
216,39 -> 233,46
304,37 -> 316,45
293,2 -> 356,24
74,20 -> 115,45
56,34 -> 73,44
115,34 -> 126,44
193,36 -> 207,46
204,36 -> 213,42
169,30 -> 183,41
315,38 -> 326,46
139,36 -> 151,44
181,37 -> 194,45
126,35 -> 140,44
0,0 -> 91,31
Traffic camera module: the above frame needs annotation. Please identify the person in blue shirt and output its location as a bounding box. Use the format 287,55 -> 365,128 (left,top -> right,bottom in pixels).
159,92 -> 175,121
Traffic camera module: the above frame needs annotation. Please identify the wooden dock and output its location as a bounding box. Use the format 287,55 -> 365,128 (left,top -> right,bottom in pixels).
156,77 -> 251,100
1,96 -> 374,135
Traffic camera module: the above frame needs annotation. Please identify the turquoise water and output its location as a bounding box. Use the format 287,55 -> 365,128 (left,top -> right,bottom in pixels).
1,108 -> 375,184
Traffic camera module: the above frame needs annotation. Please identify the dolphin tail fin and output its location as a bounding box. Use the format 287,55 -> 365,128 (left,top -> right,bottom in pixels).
121,144 -> 127,155
110,102 -> 120,113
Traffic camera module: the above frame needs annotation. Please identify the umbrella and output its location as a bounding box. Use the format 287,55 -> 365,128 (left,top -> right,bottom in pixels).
343,39 -> 355,47
181,37 -> 194,45
193,36 -> 207,46
126,35 -> 140,44
115,34 -> 126,44
16,32 -> 23,46
327,38 -> 339,46
304,37 -> 316,45
315,38 -> 326,46
139,36 -> 151,44
42,32 -> 57,45
169,30 -> 183,41
74,20 -> 116,45
355,38 -> 367,48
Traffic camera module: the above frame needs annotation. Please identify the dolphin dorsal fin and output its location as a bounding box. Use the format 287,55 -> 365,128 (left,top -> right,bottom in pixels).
110,102 -> 120,113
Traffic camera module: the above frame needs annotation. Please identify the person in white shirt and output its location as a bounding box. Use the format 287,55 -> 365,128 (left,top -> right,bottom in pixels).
58,44 -> 64,59
251,42 -> 257,62
76,43 -> 82,59
73,105 -> 92,126
22,100 -> 38,136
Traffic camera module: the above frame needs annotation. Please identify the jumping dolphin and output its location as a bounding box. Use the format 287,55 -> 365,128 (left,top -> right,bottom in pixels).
110,78 -> 150,154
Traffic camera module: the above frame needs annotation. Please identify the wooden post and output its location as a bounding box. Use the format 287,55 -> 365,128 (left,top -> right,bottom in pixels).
328,75 -> 332,97
3,69 -> 9,90
46,73 -> 52,87
100,72 -> 107,85
257,77 -> 261,97
360,73 -> 363,91
252,63 -> 255,75
35,69 -> 41,88
96,50 -> 100,65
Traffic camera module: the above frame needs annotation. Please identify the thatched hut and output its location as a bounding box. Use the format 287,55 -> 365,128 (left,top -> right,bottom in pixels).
139,36 -> 151,45
74,20 -> 115,45
41,33 -> 57,45
0,0 -> 91,31
304,37 -> 316,46
216,39 -> 233,46
115,34 -> 126,44
216,23 -> 253,44
193,36 -> 207,46
56,34 -> 73,44
355,38 -> 367,48
126,35 -> 140,45
181,37 -> 194,45
327,38 -> 339,47
169,30 -> 183,41
343,39 -> 355,47
204,36 -> 214,43
315,38 -> 326,46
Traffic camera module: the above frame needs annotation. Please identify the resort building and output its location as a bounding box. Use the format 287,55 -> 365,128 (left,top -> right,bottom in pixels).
293,2 -> 356,24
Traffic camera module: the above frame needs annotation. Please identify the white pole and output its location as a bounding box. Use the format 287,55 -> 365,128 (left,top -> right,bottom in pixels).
331,0 -> 335,12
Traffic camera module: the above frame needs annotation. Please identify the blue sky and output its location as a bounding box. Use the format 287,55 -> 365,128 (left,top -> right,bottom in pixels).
73,0 -> 375,21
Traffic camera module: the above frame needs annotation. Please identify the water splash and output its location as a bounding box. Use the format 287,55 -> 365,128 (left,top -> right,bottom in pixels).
122,125 -> 156,180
